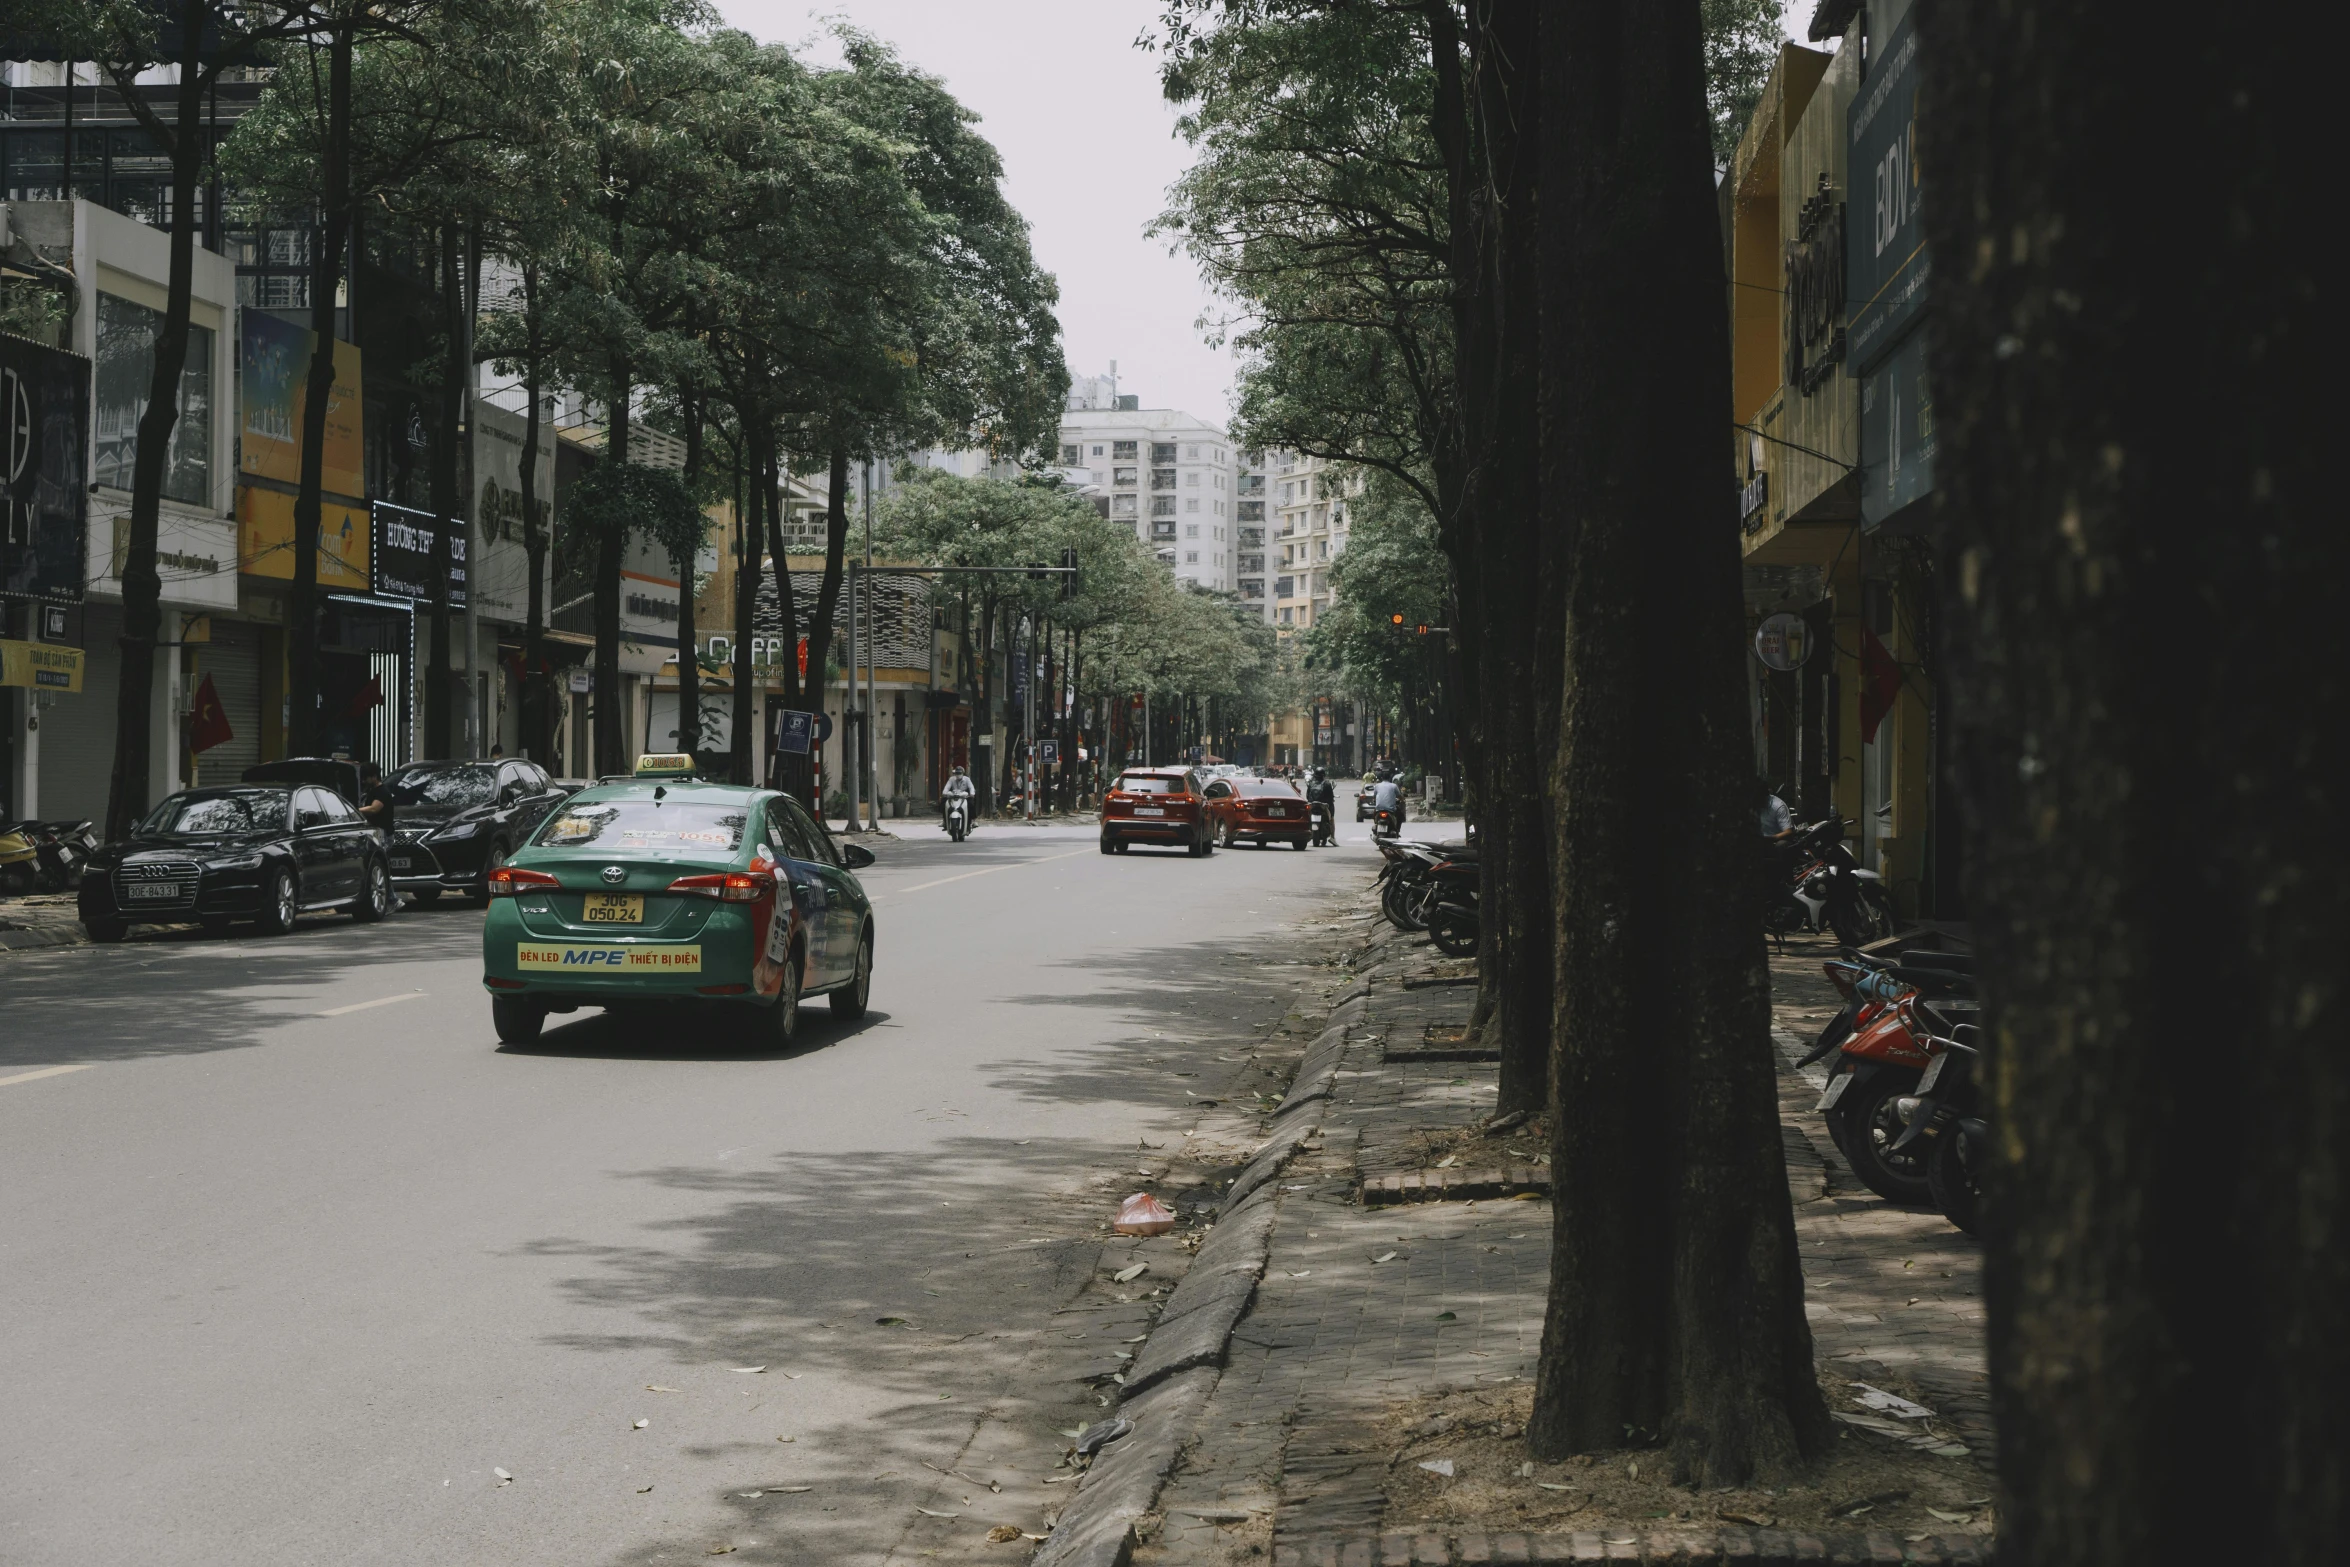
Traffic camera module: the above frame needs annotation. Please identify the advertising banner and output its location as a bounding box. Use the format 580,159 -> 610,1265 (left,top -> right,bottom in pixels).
238,484 -> 369,589
239,310 -> 364,499
1,331 -> 90,602
370,500 -> 467,608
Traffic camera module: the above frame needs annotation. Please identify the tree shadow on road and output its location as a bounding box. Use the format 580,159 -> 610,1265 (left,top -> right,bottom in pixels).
496,1005 -> 896,1064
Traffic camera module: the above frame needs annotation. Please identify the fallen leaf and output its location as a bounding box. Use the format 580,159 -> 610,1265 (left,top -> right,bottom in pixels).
1417,1459 -> 1454,1477
1537,1483 -> 1580,1493
776,1436 -> 795,1443
633,1420 -> 650,1430
1435,1154 -> 1458,1169
1849,1382 -> 1935,1419
1605,1538 -> 1636,1548
732,1366 -> 767,1375
986,1525 -> 1023,1543
1927,1507 -> 1974,1523
739,1491 -> 763,1499
776,1486 -> 812,1494
637,1485 -> 654,1493
1929,1443 -> 1972,1457
916,1507 -> 960,1518
1830,1489 -> 1910,1518
707,1547 -> 734,1556
1372,1251 -> 1399,1264
1716,1510 -> 1772,1526
1434,1311 -> 1457,1321
1627,1461 -> 1639,1480
1286,1270 -> 1312,1279
1113,1263 -> 1149,1284
646,1385 -> 680,1393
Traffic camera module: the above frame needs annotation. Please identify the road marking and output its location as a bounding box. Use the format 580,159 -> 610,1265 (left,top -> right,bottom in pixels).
317,990 -> 427,1017
0,1063 -> 96,1090
886,847 -> 1094,897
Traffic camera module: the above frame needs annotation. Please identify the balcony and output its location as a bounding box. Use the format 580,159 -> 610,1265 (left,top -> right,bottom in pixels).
1113,467 -> 1138,486
1150,469 -> 1176,490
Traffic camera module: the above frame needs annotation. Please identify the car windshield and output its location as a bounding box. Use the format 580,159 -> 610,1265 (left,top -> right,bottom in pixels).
535,799 -> 747,853
1242,780 -> 1298,796
386,764 -> 498,807
135,790 -> 289,837
1115,776 -> 1184,794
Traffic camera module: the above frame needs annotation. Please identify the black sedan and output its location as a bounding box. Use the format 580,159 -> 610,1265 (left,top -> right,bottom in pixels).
381,758 -> 571,906
77,785 -> 394,941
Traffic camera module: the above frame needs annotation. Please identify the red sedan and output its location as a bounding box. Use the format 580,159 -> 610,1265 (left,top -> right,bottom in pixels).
1205,776 -> 1311,849
1099,768 -> 1217,857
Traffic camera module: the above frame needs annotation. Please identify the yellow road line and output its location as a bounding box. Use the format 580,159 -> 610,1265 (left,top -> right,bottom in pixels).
886,847 -> 1095,897
317,990 -> 427,1017
0,1063 -> 96,1090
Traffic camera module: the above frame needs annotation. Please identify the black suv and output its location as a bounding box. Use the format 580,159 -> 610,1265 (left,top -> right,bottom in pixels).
382,759 -> 572,906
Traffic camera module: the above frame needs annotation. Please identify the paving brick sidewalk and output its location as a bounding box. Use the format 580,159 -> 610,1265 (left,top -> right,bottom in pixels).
0,894 -> 88,952
1136,926 -> 1990,1567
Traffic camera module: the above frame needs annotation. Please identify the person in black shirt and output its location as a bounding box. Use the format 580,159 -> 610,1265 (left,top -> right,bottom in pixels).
358,762 -> 395,838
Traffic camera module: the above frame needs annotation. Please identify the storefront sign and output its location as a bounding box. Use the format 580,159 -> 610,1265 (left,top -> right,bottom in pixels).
1846,5 -> 1926,375
103,508 -> 239,610
1,332 -> 90,602
471,399 -> 553,624
370,500 -> 468,608
238,485 -> 369,590
239,310 -> 364,498
1860,330 -> 1937,528
0,636 -> 84,692
1754,611 -> 1813,672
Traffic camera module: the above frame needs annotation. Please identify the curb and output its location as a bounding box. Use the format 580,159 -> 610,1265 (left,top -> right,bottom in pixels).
1361,1166 -> 1550,1205
1032,981 -> 1371,1567
0,922 -> 88,953
1271,1529 -> 1992,1564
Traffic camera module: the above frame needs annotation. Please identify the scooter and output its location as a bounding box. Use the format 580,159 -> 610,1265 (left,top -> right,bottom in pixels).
0,821 -> 37,895
1373,805 -> 1402,841
1308,798 -> 1335,846
1766,818 -> 1895,947
1421,855 -> 1481,956
1809,953 -> 1978,1205
944,793 -> 972,843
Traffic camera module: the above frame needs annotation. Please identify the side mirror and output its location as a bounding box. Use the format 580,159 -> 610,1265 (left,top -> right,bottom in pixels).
841,843 -> 875,870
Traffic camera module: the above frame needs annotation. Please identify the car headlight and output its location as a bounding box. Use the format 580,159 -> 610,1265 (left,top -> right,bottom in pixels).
434,821 -> 482,841
214,855 -> 266,872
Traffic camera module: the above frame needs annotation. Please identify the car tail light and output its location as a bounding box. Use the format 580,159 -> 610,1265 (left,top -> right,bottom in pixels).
667,869 -> 772,903
487,866 -> 560,897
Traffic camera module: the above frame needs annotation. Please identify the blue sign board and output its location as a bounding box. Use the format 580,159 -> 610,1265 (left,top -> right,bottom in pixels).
775,709 -> 813,755
1860,330 -> 1936,528
1846,5 -> 1926,376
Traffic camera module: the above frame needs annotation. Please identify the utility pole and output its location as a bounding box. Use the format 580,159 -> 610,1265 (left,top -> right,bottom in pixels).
460,225 -> 480,757
1023,615 -> 1037,821
862,460 -> 876,829
844,560 -> 860,831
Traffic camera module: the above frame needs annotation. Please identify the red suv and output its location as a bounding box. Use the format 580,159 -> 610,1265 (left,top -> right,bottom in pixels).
1100,769 -> 1216,857
1205,776 -> 1311,849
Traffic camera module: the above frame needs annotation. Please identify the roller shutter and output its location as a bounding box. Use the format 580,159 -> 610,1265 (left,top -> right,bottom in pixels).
192,619 -> 263,785
36,603 -> 122,827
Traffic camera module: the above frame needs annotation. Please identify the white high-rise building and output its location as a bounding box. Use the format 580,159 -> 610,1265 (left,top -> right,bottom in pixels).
1059,376 -> 1242,599
1269,451 -> 1355,630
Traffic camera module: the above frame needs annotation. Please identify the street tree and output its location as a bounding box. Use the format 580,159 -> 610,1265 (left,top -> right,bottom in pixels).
1530,0 -> 1829,1483
1916,5 -> 2336,1560
25,0 -> 327,837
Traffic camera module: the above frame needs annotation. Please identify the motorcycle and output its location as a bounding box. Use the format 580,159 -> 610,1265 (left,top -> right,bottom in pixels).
1421,855 -> 1481,956
1892,1029 -> 1987,1235
0,821 -> 36,895
1809,951 -> 1978,1205
0,818 -> 93,895
1308,798 -> 1336,846
943,793 -> 972,843
1373,805 -> 1402,841
1766,818 -> 1896,947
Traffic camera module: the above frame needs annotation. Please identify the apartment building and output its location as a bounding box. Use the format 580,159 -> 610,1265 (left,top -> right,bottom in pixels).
1269,451 -> 1353,629
1059,376 -> 1240,598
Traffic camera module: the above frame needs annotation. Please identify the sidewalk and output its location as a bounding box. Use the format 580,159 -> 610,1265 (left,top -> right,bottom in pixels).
0,893 -> 89,953
1101,916 -> 1992,1567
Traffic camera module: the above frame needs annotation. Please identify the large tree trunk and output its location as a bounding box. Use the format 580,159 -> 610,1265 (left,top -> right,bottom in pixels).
729,435 -> 760,786
287,20 -> 353,759
1527,0 -> 1828,1484
426,223 -> 460,759
764,441 -> 812,801
1917,8 -> 2339,1562
101,4 -> 206,840
518,265 -> 549,765
593,354 -> 630,777
673,393 -> 701,762
804,446 -> 852,733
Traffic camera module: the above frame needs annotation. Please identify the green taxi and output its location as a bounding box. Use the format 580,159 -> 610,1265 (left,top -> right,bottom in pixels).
479,756 -> 875,1045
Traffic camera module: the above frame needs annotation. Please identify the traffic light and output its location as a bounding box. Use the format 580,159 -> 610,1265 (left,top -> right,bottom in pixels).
1392,613 -> 1404,625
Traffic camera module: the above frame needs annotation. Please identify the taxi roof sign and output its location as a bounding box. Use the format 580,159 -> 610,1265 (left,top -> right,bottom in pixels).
633,753 -> 698,778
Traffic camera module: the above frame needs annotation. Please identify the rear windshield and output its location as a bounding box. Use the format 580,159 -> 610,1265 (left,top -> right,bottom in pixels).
1115,776 -> 1186,795
136,790 -> 289,837
534,799 -> 748,853
387,764 -> 498,807
1241,780 -> 1299,796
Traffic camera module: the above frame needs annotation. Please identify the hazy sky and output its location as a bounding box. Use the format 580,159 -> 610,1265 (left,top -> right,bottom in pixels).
711,3 -> 1821,434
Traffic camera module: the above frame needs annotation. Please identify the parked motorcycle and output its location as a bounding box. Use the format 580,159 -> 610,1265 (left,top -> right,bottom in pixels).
1809,951 -> 1978,1205
1766,818 -> 1896,947
0,821 -> 36,895
944,793 -> 972,843
0,818 -> 94,894
1422,855 -> 1481,956
1897,1031 -> 1986,1236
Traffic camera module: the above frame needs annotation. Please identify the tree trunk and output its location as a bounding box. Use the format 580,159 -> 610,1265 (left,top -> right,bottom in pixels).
974,594 -> 998,813
287,20 -> 353,760
593,353 -> 630,777
763,441 -> 810,802
426,223 -> 460,760
674,392 -> 701,762
804,446 -> 852,730
729,434 -> 760,786
101,3 -> 207,841
1528,0 -> 1828,1485
518,264 -> 549,765
1915,7 -> 2338,1561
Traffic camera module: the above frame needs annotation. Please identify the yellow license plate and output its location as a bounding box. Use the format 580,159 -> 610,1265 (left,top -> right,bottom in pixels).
582,893 -> 644,923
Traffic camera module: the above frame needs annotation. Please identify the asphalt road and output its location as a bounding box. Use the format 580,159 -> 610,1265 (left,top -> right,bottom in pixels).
0,810 -> 1407,1565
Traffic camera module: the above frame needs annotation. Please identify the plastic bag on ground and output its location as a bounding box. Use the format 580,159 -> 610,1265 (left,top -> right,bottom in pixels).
1114,1192 -> 1176,1235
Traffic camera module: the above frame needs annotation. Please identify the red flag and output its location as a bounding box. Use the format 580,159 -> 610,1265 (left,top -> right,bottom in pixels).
1858,624 -> 1904,745
188,673 -> 234,754
345,672 -> 384,719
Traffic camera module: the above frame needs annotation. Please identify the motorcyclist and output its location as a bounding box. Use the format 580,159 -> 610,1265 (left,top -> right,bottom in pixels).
1372,772 -> 1405,831
1305,767 -> 1336,844
941,765 -> 976,828
1305,767 -> 1336,808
